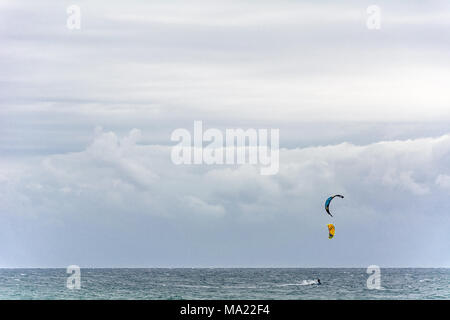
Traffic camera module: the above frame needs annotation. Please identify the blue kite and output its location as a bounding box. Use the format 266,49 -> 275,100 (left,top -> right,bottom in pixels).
324,195 -> 344,217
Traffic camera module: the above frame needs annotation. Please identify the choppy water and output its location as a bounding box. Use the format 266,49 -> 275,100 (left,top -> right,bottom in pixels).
0,268 -> 448,299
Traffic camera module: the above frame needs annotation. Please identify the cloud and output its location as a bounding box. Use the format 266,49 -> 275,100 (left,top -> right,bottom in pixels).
436,174 -> 450,190
1,129 -> 450,266
2,0 -> 450,124
104,2 -> 363,27
4,130 -> 450,220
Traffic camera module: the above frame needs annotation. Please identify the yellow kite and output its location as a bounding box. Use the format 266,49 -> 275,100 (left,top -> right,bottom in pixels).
327,224 -> 335,239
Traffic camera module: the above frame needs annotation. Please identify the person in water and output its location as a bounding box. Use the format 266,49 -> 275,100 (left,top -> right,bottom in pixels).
317,279 -> 321,285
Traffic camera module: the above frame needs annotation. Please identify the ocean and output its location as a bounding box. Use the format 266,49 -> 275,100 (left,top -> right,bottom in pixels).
0,268 -> 448,300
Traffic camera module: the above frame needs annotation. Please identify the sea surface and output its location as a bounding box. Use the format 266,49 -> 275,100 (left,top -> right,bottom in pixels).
0,268 -> 448,300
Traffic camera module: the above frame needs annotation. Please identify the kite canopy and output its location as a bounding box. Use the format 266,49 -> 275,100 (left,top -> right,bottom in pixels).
324,194 -> 344,217
327,224 -> 335,239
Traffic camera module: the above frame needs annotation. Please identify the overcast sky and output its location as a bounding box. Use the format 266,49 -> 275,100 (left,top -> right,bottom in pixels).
1,0 -> 450,267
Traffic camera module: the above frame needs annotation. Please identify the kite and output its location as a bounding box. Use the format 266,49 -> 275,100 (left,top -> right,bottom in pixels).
324,195 -> 344,217
327,224 -> 335,239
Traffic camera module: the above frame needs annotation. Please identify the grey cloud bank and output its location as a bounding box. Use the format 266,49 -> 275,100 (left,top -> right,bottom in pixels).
1,130 -> 449,267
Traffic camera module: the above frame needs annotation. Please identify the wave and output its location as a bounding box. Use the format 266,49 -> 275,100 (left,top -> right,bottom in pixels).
277,280 -> 317,287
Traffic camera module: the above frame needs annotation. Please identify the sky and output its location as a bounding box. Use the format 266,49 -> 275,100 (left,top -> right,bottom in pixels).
1,0 -> 450,267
